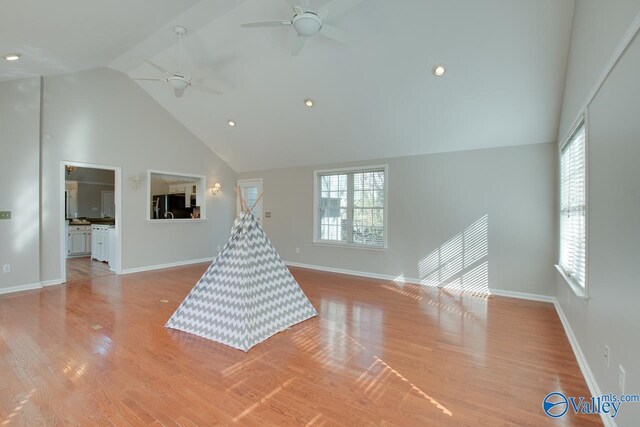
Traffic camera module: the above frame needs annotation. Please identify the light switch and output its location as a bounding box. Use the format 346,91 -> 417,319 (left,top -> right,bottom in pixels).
0,211 -> 10,220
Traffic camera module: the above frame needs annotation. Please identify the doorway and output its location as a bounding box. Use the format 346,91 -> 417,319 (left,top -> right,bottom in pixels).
61,161 -> 122,283
237,178 -> 263,223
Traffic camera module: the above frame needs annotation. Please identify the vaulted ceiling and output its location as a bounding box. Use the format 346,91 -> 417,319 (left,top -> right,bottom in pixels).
3,0 -> 575,172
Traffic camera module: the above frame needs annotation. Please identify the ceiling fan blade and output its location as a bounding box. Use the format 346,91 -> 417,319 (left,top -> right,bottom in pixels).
320,24 -> 351,44
191,84 -> 223,96
132,78 -> 165,82
143,59 -> 172,76
291,36 -> 307,56
241,20 -> 292,28
318,0 -> 365,19
174,88 -> 185,98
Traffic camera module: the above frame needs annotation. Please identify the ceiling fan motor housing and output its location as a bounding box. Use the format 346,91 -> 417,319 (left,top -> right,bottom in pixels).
168,76 -> 189,90
292,12 -> 322,37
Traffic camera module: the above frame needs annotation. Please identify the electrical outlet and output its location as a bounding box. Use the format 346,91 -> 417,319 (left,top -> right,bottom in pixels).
0,211 -> 10,220
2,264 -> 10,273
604,345 -> 610,367
619,365 -> 626,394
295,247 -> 300,254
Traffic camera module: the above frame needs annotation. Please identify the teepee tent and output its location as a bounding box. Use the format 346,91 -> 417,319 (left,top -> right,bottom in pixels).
165,191 -> 317,351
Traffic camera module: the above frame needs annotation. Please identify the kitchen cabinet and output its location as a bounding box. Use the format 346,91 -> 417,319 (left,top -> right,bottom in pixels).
91,225 -> 111,262
67,224 -> 91,257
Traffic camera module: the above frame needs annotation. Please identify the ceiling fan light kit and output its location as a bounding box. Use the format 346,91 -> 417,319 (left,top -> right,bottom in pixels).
131,25 -> 223,98
241,0 -> 363,55
292,12 -> 323,37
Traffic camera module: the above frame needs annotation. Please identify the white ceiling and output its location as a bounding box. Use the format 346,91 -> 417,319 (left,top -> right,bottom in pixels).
0,0 -> 200,81
4,0 -> 575,172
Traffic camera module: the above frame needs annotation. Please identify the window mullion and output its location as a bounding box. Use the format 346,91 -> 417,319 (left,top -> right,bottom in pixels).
347,173 -> 354,243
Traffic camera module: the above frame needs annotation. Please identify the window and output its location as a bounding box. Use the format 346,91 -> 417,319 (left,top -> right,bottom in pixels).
559,120 -> 587,289
314,166 -> 387,248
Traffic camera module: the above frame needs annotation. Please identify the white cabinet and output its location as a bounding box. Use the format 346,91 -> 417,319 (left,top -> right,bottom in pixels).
67,224 -> 91,257
91,225 -> 110,262
168,184 -> 186,194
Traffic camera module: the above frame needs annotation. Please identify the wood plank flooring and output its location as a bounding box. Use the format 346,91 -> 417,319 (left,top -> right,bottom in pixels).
0,264 -> 601,426
66,257 -> 114,282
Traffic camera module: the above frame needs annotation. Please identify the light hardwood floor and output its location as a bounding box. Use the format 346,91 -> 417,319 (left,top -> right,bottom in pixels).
66,256 -> 114,282
0,265 -> 601,426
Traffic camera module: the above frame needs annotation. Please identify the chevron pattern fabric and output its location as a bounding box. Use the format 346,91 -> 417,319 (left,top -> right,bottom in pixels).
166,211 -> 318,352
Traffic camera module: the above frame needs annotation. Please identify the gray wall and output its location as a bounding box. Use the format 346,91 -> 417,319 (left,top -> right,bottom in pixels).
0,78 -> 41,291
558,0 -> 640,138
76,183 -> 115,217
556,2 -> 640,424
240,142 -> 556,296
1,67 -> 237,290
32,67 -> 236,281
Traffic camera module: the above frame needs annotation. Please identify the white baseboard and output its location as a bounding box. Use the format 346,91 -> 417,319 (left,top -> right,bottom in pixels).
553,300 -> 616,427
490,289 -> 556,303
0,282 -> 43,296
284,261 -> 555,302
42,278 -> 63,287
285,261 -> 414,283
120,257 -> 214,275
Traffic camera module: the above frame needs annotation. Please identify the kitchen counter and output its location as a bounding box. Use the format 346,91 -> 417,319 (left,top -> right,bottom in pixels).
67,218 -> 115,226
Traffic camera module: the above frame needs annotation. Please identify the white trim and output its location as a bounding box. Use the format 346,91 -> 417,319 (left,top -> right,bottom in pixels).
312,164 -> 388,249
555,264 -> 588,300
42,278 -> 63,287
558,112 -> 589,298
560,11 -> 640,144
0,282 -> 42,296
489,289 -> 556,303
146,219 -> 208,224
312,241 -> 388,252
553,300 -> 616,427
237,178 -> 263,219
61,161 -> 123,283
120,257 -> 213,275
284,261 -> 555,302
285,261 -> 402,283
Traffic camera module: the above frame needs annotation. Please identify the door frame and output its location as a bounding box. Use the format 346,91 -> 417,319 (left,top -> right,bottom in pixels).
60,161 -> 122,283
237,178 -> 263,218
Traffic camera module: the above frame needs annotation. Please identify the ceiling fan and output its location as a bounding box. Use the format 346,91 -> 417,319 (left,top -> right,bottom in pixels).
241,0 -> 365,56
132,26 -> 223,98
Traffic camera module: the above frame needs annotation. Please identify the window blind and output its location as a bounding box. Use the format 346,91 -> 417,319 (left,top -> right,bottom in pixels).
560,121 -> 587,288
316,167 -> 386,247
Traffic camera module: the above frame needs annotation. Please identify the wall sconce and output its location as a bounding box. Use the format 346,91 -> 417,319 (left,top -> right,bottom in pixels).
130,175 -> 141,191
210,182 -> 221,195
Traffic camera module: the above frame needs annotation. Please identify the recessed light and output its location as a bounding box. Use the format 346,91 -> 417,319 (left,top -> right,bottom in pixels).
4,53 -> 21,61
304,98 -> 314,107
228,120 -> 236,127
432,64 -> 446,77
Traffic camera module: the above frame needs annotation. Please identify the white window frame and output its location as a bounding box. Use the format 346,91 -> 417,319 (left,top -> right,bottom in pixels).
556,113 -> 589,299
313,164 -> 388,250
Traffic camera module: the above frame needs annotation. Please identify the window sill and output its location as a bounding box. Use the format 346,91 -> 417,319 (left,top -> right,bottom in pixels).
313,240 -> 387,252
147,219 -> 207,223
555,264 -> 588,300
